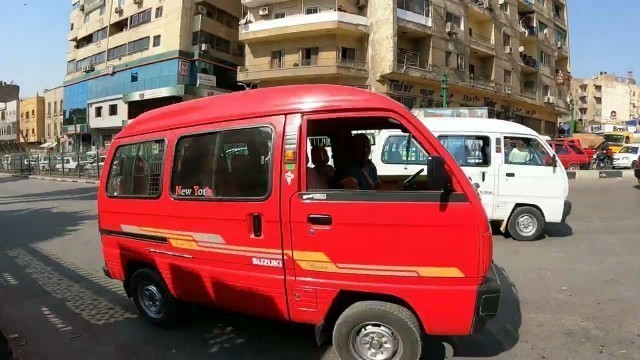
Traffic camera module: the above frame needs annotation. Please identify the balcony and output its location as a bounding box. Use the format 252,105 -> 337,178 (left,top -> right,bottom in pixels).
496,83 -> 512,94
392,49 -> 437,81
397,0 -> 432,34
469,32 -> 494,57
241,0 -> 288,8
238,58 -> 368,82
520,89 -> 539,101
594,90 -> 602,98
517,0 -> 535,10
468,76 -> 495,91
519,26 -> 539,43
239,11 -> 369,42
193,14 -> 239,42
468,0 -> 492,19
556,42 -> 569,59
519,53 -> 539,73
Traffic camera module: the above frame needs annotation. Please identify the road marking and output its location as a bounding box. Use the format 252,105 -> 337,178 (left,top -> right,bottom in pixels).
6,248 -> 136,325
1,273 -> 18,285
41,306 -> 73,332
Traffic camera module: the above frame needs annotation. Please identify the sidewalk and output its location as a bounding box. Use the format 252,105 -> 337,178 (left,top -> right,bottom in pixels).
0,173 -> 98,185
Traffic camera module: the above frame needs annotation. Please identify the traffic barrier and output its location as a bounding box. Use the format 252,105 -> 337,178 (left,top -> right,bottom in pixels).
566,169 -> 634,180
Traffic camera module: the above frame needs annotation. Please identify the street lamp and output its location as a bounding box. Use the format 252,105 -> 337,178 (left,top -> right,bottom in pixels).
431,66 -> 455,108
237,81 -> 261,90
567,95 -> 575,136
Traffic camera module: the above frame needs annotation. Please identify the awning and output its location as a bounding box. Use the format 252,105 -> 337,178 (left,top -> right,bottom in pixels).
39,142 -> 52,148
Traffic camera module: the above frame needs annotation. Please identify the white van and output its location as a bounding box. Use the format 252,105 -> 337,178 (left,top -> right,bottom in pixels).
372,118 -> 571,241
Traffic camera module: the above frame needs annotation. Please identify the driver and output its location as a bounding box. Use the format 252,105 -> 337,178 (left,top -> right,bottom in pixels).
508,140 -> 530,164
339,133 -> 381,190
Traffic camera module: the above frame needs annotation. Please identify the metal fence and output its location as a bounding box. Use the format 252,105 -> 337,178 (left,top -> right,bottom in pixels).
0,151 -> 104,179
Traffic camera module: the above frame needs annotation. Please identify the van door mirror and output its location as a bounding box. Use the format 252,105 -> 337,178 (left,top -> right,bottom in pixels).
552,154 -> 558,167
427,155 -> 447,191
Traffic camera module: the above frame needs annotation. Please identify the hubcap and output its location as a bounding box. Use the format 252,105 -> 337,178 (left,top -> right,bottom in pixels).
516,214 -> 537,236
350,323 -> 401,360
138,282 -> 165,319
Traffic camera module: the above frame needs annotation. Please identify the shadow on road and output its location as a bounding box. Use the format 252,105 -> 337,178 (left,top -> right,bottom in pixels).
448,265 -> 521,357
0,186 -> 97,205
545,223 -> 573,238
0,176 -> 25,185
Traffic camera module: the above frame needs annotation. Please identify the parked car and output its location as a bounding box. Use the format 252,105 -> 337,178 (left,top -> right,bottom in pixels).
55,157 -> 78,171
548,141 -> 591,170
612,144 -> 639,169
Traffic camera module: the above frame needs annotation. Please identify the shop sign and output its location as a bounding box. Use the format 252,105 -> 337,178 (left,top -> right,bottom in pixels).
178,60 -> 189,76
197,74 -> 217,88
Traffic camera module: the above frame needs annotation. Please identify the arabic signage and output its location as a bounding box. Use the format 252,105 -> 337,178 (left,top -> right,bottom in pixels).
122,85 -> 186,102
84,0 -> 105,14
588,124 -> 634,134
197,74 -> 217,88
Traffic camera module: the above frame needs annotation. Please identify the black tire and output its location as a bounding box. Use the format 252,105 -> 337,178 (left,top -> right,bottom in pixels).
0,332 -> 12,360
507,206 -> 545,241
631,161 -> 636,169
333,301 -> 422,360
568,163 -> 579,171
129,268 -> 183,329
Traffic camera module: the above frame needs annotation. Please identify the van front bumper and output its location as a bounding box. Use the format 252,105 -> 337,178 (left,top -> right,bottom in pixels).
561,200 -> 572,223
472,263 -> 501,333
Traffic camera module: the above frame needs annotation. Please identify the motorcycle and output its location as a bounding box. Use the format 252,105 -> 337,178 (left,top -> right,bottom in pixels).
590,148 -> 612,170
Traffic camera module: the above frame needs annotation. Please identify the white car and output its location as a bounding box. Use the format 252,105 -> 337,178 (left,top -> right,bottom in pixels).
55,157 -> 79,171
613,145 -> 639,169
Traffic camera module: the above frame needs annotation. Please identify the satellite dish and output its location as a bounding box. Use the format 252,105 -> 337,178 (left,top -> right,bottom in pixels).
519,46 -> 525,53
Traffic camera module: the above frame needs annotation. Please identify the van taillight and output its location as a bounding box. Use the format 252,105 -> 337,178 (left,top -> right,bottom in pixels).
480,230 -> 493,276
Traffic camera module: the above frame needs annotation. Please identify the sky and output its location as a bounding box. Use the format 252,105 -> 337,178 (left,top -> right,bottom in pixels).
0,0 -> 636,97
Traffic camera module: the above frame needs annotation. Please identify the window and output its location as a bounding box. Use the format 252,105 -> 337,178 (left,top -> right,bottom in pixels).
382,135 -> 429,165
107,44 -> 127,60
439,136 -> 491,166
92,27 -> 108,43
503,33 -> 511,47
304,6 -> 319,15
131,72 -> 139,82
109,104 -> 118,116
500,1 -> 509,14
540,51 -> 550,66
171,127 -> 273,199
538,21 -> 548,35
504,136 -> 553,166
274,11 -> 286,19
340,47 -> 356,61
155,6 -> 163,18
70,23 -> 74,31
91,51 -> 107,65
504,70 -> 512,85
67,60 -> 76,74
47,124 -> 51,138
554,144 -> 569,154
130,8 -> 152,28
107,141 -> 165,197
47,102 -> 51,117
445,12 -> 462,28
99,5 -> 105,15
543,84 -> 551,97
397,0 -> 430,16
128,37 -> 151,54
54,101 -> 58,115
271,50 -> 284,69
553,2 -> 564,18
456,54 -> 465,71
569,145 -> 585,154
95,106 -> 103,118
555,29 -> 566,46
445,51 -> 452,67
31,110 -> 34,117
84,13 -> 90,23
153,35 -> 161,47
300,47 -> 319,66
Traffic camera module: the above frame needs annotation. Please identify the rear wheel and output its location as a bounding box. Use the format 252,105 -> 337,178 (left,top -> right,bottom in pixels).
567,163 -> 579,171
507,206 -> 545,241
631,161 -> 636,169
129,268 -> 183,329
333,301 -> 422,360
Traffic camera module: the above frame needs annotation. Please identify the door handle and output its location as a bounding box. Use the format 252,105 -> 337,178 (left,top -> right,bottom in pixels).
251,214 -> 262,237
481,171 -> 486,182
506,172 -> 515,178
308,214 -> 332,226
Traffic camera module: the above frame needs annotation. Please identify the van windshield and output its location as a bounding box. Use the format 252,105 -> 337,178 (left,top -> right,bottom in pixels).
604,134 -> 625,144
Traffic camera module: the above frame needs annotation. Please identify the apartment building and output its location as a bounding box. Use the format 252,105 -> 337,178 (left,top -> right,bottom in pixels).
65,0 -> 244,150
44,86 -> 64,149
19,96 -> 45,150
571,72 -> 640,126
0,83 -> 20,152
238,0 -> 571,135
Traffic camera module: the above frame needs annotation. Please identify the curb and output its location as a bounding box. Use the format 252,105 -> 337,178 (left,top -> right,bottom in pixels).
0,173 -> 98,185
567,169 -> 635,180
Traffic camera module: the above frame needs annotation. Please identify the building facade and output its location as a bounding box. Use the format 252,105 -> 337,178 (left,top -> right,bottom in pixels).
570,72 -> 640,127
64,0 -> 244,150
19,96 -> 45,150
44,86 -> 64,149
238,0 -> 571,136
0,83 -> 20,153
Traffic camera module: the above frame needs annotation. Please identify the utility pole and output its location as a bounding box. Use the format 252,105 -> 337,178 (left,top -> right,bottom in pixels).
441,73 -> 448,108
568,96 -> 575,136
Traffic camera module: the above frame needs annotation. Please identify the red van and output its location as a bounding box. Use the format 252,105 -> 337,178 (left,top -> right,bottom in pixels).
98,85 -> 500,359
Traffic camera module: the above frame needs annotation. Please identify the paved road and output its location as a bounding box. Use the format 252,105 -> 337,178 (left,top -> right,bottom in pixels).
0,176 -> 639,360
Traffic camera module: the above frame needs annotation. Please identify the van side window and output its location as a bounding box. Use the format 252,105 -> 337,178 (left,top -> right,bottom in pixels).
438,136 -> 491,167
381,135 -> 428,165
171,126 -> 273,199
504,136 -> 553,166
106,140 -> 165,197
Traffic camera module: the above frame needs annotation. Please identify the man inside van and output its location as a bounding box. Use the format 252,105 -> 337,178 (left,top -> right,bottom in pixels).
339,133 -> 381,190
507,140 -> 530,164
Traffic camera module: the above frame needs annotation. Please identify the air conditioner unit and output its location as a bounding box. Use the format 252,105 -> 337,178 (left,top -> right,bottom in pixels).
200,43 -> 211,52
446,22 -> 458,34
133,0 -> 142,5
504,46 -> 513,54
545,96 -> 555,103
356,0 -> 367,8
114,6 -> 123,14
196,5 -> 207,15
557,41 -> 564,49
258,6 -> 270,16
82,65 -> 95,73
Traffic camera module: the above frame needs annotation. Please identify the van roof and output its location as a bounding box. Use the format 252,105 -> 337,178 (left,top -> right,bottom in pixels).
118,85 -> 406,138
421,117 -> 541,137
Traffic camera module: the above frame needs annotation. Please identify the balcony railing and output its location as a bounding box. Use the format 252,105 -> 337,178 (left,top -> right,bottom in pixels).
469,32 -> 493,47
241,58 -> 368,72
469,76 -> 495,90
520,53 -> 540,70
521,89 -> 538,100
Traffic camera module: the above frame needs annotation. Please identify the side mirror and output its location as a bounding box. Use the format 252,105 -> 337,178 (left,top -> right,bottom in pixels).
427,155 -> 447,191
552,154 -> 557,167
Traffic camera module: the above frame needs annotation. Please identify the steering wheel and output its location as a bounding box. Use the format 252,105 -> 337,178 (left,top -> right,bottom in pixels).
404,168 -> 424,185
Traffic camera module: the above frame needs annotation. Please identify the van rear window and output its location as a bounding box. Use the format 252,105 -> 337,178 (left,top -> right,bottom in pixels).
438,136 -> 491,167
171,126 -> 273,199
106,140 -> 165,197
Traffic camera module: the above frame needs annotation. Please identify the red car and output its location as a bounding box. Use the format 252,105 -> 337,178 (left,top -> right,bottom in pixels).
98,85 -> 500,359
548,141 -> 590,170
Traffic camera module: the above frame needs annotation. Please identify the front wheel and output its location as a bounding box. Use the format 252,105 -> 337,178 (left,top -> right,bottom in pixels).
129,268 -> 183,329
567,163 -> 580,171
507,206 -> 545,241
333,301 -> 423,360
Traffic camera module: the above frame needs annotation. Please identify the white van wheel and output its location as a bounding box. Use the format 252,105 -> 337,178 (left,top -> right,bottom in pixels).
508,206 -> 545,241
